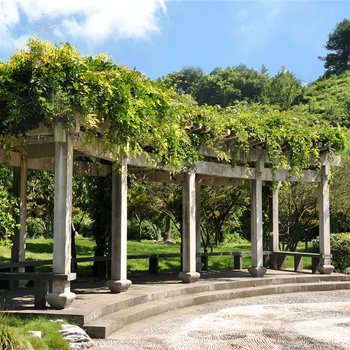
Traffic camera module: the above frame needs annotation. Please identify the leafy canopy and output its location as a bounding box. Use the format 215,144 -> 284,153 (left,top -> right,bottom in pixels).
0,39 -> 346,175
320,19 -> 350,75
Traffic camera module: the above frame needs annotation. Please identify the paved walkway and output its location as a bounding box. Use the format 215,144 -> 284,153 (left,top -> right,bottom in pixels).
93,290 -> 350,350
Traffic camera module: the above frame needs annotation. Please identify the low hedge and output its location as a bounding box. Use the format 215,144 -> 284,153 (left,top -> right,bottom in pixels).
312,233 -> 350,272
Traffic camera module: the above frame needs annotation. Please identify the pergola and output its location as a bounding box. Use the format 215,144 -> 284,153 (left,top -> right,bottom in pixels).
3,121 -> 334,309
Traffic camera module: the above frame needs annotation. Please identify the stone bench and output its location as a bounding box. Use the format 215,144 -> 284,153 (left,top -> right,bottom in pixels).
0,272 -> 76,309
270,251 -> 321,273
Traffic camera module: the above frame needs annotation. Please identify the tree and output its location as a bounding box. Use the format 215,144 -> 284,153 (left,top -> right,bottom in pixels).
0,166 -> 18,246
193,65 -> 270,107
267,68 -> 303,110
200,185 -> 249,251
320,19 -> 350,75
160,67 -> 204,95
278,182 -> 319,251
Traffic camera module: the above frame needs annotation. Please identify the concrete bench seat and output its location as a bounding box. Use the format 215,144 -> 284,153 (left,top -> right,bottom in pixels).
0,272 -> 76,309
271,251 -> 321,273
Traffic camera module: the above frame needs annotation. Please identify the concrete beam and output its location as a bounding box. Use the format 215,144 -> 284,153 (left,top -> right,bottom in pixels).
26,143 -> 55,159
196,161 -> 255,179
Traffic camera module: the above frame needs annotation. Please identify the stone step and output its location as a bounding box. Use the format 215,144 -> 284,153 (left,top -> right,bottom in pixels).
81,274 -> 350,324
84,279 -> 350,338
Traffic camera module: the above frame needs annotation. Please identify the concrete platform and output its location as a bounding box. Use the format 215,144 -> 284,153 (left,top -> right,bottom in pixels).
1,269 -> 350,338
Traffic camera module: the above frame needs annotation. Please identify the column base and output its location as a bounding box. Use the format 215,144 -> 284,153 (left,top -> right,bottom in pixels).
179,271 -> 200,283
46,291 -> 76,309
106,279 -> 132,293
316,264 -> 334,274
248,266 -> 267,277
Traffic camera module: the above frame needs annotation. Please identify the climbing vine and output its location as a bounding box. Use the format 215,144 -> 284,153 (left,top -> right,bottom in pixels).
0,39 -> 347,175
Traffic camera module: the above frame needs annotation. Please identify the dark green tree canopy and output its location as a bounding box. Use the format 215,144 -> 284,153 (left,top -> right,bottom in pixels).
320,19 -> 350,75
160,67 -> 204,95
267,67 -> 303,111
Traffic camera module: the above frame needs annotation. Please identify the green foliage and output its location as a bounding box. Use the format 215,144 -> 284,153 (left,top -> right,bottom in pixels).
0,316 -> 70,350
312,233 -> 350,272
27,170 -> 55,237
303,70 -> 350,126
267,67 -> 304,110
0,166 -> 18,246
279,182 -> 319,251
160,66 -> 204,95
191,65 -> 270,107
0,324 -> 33,350
0,38 -> 348,259
0,38 -> 345,177
330,155 -> 350,232
320,19 -> 350,75
200,185 -> 249,250
0,39 -> 199,170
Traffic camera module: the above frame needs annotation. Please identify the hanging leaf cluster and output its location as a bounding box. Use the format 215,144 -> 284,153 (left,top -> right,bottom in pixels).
0,39 -> 347,174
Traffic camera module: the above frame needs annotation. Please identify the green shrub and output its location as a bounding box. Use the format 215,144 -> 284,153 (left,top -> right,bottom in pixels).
0,316 -> 70,350
0,324 -> 33,350
22,319 -> 70,350
312,233 -> 350,272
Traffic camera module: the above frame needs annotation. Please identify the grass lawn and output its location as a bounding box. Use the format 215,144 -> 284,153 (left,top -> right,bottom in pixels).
0,236 -> 253,274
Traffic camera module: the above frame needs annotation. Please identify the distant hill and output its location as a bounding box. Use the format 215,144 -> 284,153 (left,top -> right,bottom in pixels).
303,71 -> 350,126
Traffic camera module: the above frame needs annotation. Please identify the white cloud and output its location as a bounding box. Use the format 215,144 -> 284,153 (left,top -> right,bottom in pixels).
0,0 -> 167,50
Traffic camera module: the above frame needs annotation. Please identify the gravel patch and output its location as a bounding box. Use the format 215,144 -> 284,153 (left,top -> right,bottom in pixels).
92,290 -> 350,350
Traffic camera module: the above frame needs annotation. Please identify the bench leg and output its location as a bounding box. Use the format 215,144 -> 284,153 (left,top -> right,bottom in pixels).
268,255 -> 278,269
277,256 -> 287,270
312,257 -> 319,274
201,256 -> 208,271
263,254 -> 269,268
294,256 -> 303,271
149,257 -> 159,274
233,255 -> 242,270
34,280 -> 48,309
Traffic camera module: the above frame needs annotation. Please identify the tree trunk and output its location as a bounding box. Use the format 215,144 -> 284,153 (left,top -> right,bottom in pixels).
163,215 -> 172,241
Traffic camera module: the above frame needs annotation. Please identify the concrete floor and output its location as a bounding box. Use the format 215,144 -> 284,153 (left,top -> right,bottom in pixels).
1,270 -> 350,349
93,290 -> 350,350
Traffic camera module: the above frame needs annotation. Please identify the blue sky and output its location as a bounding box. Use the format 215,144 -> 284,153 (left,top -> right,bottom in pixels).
0,0 -> 349,83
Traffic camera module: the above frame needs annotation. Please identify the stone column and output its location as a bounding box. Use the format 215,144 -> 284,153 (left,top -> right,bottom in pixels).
268,182 -> 280,269
195,179 -> 203,272
271,183 -> 280,252
106,158 -> 132,293
46,125 -> 76,309
179,171 -> 200,283
11,158 -> 27,265
248,158 -> 267,277
10,158 -> 28,287
317,156 -> 334,274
